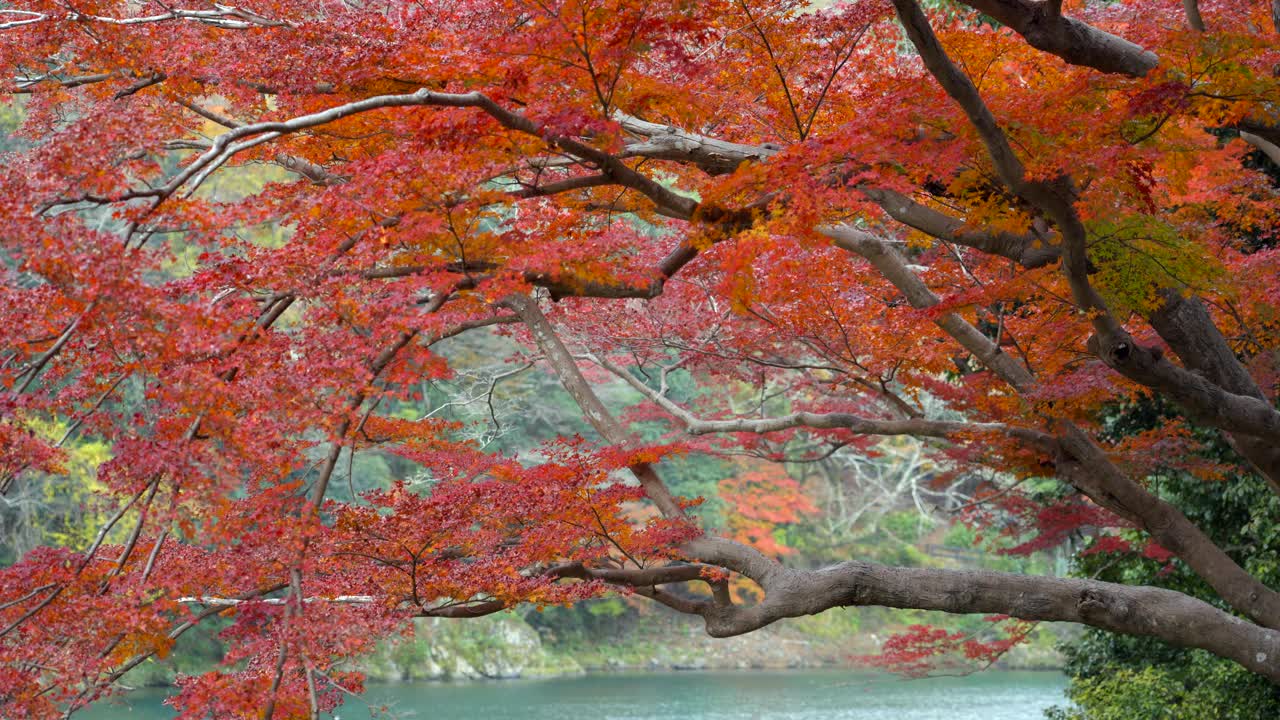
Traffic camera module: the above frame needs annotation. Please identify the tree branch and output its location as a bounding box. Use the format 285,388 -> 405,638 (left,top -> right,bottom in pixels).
1241,131 -> 1280,167
616,112 -> 780,175
1,5 -> 291,32
591,353 -> 1047,444
861,186 -> 1060,267
954,0 -> 1158,77
500,287 -> 1280,662
824,225 -> 1280,631
63,89 -> 698,219
896,0 -> 1280,478
616,113 -> 1058,267
693,560 -> 1280,682
503,293 -> 686,518
1144,292 -> 1280,494
822,225 -> 1035,390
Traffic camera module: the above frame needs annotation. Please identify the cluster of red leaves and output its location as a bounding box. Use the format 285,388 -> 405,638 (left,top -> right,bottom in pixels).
858,617 -> 1037,678
325,440 -> 700,608
1081,535 -> 1176,566
718,463 -> 818,557
958,492 -> 1129,558
0,434 -> 698,718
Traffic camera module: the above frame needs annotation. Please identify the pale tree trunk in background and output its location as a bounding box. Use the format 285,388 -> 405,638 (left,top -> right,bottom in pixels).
1183,0 -> 1205,31
1239,128 -> 1280,168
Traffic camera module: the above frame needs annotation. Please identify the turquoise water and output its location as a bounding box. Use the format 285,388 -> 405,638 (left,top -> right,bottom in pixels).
82,670 -> 1068,719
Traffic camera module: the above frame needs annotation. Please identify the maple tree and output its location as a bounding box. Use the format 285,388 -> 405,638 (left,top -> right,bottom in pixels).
2,0 -> 1280,716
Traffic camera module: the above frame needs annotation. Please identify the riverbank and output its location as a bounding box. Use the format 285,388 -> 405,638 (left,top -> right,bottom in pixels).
357,607 -> 1064,683
360,612 -> 865,682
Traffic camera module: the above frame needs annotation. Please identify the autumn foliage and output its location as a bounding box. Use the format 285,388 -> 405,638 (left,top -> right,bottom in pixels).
2,0 -> 1280,717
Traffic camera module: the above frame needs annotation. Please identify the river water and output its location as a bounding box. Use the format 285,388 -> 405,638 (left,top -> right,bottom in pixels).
82,670 -> 1068,719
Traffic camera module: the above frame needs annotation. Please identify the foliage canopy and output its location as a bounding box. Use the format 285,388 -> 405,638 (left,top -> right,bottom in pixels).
2,1 -> 1280,717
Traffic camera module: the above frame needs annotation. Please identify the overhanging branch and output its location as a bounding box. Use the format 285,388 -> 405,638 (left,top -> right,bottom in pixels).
955,0 -> 1157,77
696,560 -> 1280,682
